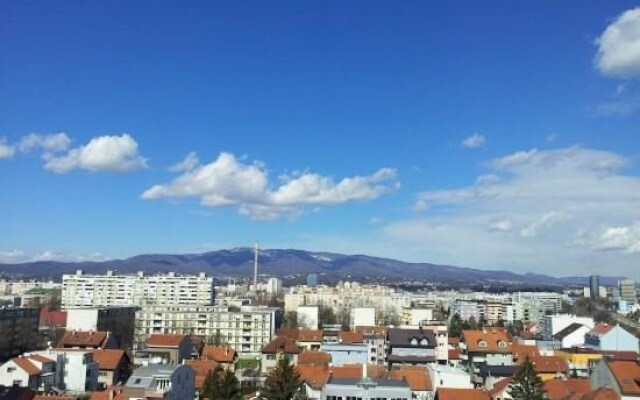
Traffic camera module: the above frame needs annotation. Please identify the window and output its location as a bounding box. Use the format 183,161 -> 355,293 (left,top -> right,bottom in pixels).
497,341 -> 507,348
478,340 -> 487,348
12,380 -> 21,387
7,367 -> 15,373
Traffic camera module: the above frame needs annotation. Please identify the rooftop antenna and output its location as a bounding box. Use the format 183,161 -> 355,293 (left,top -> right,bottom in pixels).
254,241 -> 259,295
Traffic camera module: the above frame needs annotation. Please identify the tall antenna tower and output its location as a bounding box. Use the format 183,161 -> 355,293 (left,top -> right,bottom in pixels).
253,241 -> 259,294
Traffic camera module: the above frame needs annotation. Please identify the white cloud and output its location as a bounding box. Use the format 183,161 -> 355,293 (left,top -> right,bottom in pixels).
595,7 -> 640,77
461,133 -> 486,149
169,151 -> 199,172
0,249 -> 108,263
546,134 -> 558,143
44,134 -> 147,173
381,146 -> 640,277
0,137 -> 16,159
19,132 -> 71,153
142,152 -> 399,220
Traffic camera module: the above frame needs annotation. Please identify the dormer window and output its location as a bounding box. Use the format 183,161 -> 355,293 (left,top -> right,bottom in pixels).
420,338 -> 429,346
497,341 -> 507,348
410,338 -> 418,345
478,340 -> 487,348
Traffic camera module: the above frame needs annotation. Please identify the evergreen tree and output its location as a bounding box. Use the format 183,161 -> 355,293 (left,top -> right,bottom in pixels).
201,367 -> 241,400
448,313 -> 463,337
507,359 -> 546,400
260,356 -> 303,400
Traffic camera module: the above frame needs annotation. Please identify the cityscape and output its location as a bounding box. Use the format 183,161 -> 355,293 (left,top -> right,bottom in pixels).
2,2 -> 640,400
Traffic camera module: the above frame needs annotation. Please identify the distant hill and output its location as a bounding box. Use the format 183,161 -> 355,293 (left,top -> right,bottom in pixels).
0,248 -> 621,286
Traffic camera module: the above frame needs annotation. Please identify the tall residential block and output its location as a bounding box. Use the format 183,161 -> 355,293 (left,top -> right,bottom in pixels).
62,270 -> 214,308
619,279 -> 636,303
0,307 -> 40,361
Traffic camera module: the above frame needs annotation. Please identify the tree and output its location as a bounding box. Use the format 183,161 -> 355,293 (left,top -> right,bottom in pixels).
201,368 -> 241,400
318,305 -> 337,327
283,311 -> 299,329
507,359 -> 546,400
448,313 -> 463,338
260,356 -> 303,400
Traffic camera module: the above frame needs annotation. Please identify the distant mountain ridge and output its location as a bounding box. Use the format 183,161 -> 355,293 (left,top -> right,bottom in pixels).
0,247 -> 621,286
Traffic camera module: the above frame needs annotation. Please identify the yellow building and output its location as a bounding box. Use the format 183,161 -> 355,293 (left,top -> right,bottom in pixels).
555,349 -> 603,378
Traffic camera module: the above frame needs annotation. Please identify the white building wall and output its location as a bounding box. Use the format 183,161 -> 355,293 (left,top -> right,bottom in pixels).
0,360 -> 31,388
297,306 -> 319,330
66,309 -> 100,330
351,307 -> 376,328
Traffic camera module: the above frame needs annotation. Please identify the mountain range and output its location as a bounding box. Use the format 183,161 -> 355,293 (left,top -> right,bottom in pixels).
0,248 -> 619,287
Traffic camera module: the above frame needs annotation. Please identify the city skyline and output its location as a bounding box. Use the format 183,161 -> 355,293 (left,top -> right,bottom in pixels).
1,2 -> 640,278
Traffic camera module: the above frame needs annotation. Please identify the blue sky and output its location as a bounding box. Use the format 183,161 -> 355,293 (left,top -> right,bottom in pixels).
2,1 -> 640,278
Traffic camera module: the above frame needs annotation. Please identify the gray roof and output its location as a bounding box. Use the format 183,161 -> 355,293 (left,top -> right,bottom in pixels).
327,377 -> 409,388
126,364 -> 183,389
553,323 -> 586,340
388,328 -> 437,347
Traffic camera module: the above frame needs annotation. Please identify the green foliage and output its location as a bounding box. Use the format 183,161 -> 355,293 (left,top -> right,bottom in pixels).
448,313 -> 463,338
318,305 -> 337,327
260,356 -> 303,400
201,368 -> 241,400
507,359 -> 546,400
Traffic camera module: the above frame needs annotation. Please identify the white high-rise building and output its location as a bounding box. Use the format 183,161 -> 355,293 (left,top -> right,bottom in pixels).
62,270 -> 214,308
266,277 -> 283,296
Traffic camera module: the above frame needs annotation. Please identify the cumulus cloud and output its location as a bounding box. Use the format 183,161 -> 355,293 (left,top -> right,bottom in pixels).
142,152 -> 399,220
382,146 -> 640,277
169,151 -> 199,172
0,137 -> 16,159
44,134 -> 147,173
595,7 -> 640,77
461,133 -> 486,149
19,132 -> 71,153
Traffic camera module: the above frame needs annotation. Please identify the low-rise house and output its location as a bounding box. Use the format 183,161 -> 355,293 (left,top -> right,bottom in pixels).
590,358 -> 640,399
530,355 -> 569,381
123,364 -> 194,400
511,343 -> 540,364
387,328 -> 437,369
357,326 -> 387,365
57,331 -> 116,350
89,385 -> 124,400
200,346 -> 237,370
261,336 -> 301,374
298,364 -> 330,400
487,376 -> 512,400
460,329 -> 513,384
320,343 -> 369,366
35,348 -> 99,393
321,374 -> 411,400
554,323 -> 590,349
0,354 -> 58,393
435,387 -> 490,400
585,324 -> 639,353
389,366 -> 433,400
91,349 -> 132,388
145,334 -> 192,364
568,387 -> 621,400
477,365 -> 518,388
278,329 -> 323,350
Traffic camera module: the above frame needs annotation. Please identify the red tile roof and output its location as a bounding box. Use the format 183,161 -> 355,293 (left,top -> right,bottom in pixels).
201,346 -> 236,363
330,364 -> 363,379
298,351 -> 331,365
577,388 -> 621,400
339,332 -> 364,344
512,343 -> 540,363
262,336 -> 301,354
607,360 -> 640,395
91,349 -> 128,371
185,359 -> 219,389
488,377 -> 512,397
462,329 -> 512,353
58,330 -> 110,348
435,388 -> 490,400
389,366 -> 432,391
590,323 -> 615,335
297,365 -> 330,390
28,354 -> 54,364
12,357 -> 41,376
39,308 -> 67,327
146,334 -> 186,348
531,355 -> 569,374
448,348 -> 462,360
545,379 -> 591,400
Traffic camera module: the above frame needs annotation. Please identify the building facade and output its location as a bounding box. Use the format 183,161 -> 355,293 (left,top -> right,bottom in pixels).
62,270 -> 214,308
0,307 -> 40,362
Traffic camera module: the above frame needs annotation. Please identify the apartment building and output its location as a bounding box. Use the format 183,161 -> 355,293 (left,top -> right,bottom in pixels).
61,270 -> 214,308
0,307 -> 40,361
134,305 -> 279,354
123,364 -> 195,400
66,306 -> 137,350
